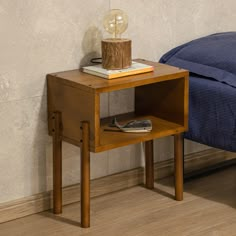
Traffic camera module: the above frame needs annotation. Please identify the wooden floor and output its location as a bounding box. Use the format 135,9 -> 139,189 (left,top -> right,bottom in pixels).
1,166 -> 236,236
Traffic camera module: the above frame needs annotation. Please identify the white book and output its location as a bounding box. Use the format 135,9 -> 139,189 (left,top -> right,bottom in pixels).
82,61 -> 154,79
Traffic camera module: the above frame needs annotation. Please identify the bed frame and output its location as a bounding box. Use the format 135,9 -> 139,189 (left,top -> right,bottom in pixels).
184,146 -> 236,181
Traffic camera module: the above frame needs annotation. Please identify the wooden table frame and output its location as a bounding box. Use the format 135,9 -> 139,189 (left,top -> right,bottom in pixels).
47,60 -> 188,228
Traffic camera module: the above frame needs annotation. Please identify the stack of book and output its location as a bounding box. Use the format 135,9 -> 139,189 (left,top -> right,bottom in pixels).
82,61 -> 154,79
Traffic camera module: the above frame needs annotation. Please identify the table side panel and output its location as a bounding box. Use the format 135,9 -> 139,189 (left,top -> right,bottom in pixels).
47,75 -> 99,149
183,75 -> 189,131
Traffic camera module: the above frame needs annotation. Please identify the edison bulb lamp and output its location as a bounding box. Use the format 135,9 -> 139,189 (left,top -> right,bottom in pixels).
103,9 -> 128,39
102,9 -> 131,70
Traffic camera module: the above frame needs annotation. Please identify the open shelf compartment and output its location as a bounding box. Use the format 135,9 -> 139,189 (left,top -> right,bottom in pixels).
97,113 -> 185,152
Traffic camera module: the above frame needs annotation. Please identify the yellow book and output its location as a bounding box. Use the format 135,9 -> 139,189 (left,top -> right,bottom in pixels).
82,61 -> 154,79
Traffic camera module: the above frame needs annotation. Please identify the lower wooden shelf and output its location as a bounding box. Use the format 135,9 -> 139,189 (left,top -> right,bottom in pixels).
96,114 -> 185,152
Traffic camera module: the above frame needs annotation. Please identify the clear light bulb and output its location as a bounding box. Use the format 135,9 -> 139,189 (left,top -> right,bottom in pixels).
103,9 -> 128,39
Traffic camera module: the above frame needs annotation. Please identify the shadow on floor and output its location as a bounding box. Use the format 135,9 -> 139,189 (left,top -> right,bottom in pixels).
156,165 -> 236,209
39,211 -> 81,227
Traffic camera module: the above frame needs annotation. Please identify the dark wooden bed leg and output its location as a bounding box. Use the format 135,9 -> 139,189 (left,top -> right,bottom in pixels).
184,158 -> 236,181
80,121 -> 90,228
52,111 -> 63,214
174,133 -> 183,201
145,140 -> 154,189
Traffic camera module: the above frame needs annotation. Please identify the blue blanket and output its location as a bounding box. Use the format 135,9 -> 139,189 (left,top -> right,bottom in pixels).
184,74 -> 236,151
160,32 -> 236,88
160,32 -> 236,151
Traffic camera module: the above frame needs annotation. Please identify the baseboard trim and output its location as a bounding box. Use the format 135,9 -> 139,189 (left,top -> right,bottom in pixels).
0,148 -> 235,223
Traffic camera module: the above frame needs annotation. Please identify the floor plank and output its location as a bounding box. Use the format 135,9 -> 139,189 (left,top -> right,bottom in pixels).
1,166 -> 236,236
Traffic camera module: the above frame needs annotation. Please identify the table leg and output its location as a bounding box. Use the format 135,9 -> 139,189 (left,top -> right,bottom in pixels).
145,140 -> 154,189
52,111 -> 62,214
174,133 -> 183,201
80,121 -> 90,228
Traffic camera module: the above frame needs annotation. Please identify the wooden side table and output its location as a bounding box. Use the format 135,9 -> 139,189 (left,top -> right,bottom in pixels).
47,59 -> 189,228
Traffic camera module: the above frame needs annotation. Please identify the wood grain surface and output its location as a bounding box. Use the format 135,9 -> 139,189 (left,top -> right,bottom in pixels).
0,148 -> 235,224
102,39 -> 131,69
1,163 -> 236,235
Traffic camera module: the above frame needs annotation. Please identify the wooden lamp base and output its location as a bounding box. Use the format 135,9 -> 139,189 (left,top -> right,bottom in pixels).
102,39 -> 131,70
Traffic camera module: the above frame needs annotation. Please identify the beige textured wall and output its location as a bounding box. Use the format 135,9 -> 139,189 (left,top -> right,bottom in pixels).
0,0 -> 109,204
0,0 -> 235,204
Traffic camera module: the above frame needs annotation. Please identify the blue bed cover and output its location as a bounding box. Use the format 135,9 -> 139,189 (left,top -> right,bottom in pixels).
185,74 -> 236,152
160,32 -> 236,152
